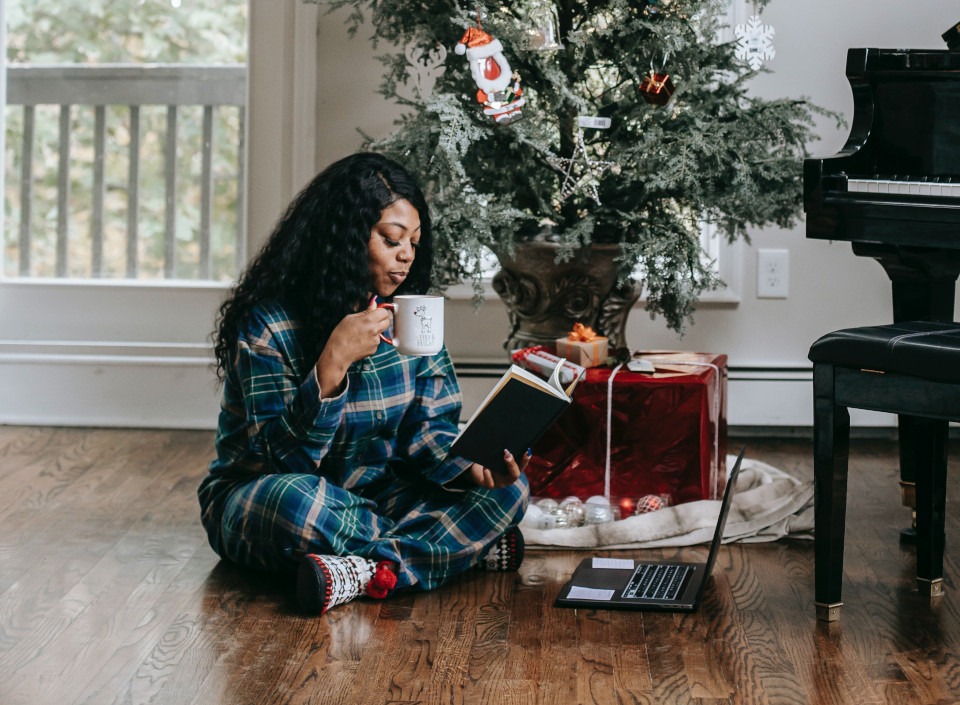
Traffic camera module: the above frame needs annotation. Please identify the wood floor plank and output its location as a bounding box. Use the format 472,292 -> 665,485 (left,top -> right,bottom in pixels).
1,450 -> 210,702
697,561 -> 770,705
71,549 -> 220,705
531,646 -> 581,705
3,430 -> 960,704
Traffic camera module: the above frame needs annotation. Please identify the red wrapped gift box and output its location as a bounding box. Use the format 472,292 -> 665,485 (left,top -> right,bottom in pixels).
526,351 -> 728,507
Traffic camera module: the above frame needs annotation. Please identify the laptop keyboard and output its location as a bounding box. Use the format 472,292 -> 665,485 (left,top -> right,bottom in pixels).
622,563 -> 691,601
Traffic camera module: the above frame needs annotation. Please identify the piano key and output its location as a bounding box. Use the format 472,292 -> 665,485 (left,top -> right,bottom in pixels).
845,176 -> 960,199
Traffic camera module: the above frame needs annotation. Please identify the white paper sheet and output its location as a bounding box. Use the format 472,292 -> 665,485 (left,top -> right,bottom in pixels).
567,586 -> 615,601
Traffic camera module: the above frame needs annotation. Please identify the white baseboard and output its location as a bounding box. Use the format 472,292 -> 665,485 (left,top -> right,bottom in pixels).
0,346 -> 895,431
725,371 -> 893,427
0,342 -> 220,430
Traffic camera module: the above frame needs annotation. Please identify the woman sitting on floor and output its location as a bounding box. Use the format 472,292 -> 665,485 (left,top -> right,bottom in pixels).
197,152 -> 529,615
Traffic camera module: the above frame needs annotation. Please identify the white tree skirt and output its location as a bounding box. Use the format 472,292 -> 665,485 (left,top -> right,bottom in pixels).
521,455 -> 813,550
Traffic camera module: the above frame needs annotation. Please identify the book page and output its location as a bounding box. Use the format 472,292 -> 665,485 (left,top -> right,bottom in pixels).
547,359 -> 564,393
508,364 -> 569,400
457,364 -> 567,438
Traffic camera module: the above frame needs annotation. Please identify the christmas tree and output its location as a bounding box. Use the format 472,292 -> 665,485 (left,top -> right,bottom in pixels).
312,0 -> 831,332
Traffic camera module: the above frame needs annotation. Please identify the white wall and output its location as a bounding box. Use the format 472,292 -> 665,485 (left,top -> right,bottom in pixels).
2,0 -> 956,430
311,0 -> 960,427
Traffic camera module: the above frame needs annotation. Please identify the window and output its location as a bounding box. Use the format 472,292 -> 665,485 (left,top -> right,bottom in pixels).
3,0 -> 247,282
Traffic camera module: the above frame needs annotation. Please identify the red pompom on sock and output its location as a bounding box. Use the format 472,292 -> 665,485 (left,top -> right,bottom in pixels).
365,561 -> 397,599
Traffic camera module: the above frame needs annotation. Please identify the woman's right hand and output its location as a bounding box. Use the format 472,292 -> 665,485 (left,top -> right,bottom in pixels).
315,299 -> 392,397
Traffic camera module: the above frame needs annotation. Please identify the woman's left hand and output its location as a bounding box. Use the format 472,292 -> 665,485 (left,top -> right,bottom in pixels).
465,449 -> 531,489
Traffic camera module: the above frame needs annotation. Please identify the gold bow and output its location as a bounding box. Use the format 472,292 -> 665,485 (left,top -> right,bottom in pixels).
568,322 -> 598,342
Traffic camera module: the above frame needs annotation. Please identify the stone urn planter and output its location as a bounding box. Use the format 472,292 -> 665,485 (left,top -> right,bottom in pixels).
492,238 -> 640,354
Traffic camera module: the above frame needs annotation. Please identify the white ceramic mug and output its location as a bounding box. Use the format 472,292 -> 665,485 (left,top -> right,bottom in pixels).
378,295 -> 444,356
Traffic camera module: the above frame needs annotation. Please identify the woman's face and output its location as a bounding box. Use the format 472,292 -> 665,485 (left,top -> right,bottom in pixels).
367,198 -> 421,298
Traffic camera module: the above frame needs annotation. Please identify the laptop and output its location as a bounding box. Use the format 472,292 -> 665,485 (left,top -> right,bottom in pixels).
554,447 -> 745,612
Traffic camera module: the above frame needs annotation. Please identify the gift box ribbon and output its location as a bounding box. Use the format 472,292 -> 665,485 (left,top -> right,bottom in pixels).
645,74 -> 670,93
568,322 -> 598,342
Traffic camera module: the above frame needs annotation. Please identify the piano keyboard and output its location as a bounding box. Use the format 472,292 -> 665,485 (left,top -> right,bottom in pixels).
847,176 -> 960,199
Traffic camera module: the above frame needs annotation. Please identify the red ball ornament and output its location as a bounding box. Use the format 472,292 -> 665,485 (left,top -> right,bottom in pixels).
640,72 -> 675,106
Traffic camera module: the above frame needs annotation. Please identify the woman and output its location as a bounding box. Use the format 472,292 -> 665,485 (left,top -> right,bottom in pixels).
198,152 -> 530,615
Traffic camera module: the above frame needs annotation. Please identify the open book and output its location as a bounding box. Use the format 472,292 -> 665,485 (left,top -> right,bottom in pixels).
450,359 -> 584,475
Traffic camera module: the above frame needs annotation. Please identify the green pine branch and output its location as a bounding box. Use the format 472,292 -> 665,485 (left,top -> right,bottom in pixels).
309,0 -> 833,332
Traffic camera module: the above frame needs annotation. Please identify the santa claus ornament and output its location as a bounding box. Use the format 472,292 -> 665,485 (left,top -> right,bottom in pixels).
454,21 -> 525,125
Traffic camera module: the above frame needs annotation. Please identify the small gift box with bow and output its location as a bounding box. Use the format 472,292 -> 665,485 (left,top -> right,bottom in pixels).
555,323 -> 608,368
640,72 -> 675,106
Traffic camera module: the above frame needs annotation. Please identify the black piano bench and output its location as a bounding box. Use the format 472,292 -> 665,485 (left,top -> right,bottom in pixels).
808,321 -> 960,621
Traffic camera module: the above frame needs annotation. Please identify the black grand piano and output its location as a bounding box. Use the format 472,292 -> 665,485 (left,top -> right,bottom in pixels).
803,46 -> 960,536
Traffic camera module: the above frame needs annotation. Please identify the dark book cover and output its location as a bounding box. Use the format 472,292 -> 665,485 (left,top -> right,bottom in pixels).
450,364 -> 578,475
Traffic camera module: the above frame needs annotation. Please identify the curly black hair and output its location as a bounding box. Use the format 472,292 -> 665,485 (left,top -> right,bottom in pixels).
213,152 -> 434,382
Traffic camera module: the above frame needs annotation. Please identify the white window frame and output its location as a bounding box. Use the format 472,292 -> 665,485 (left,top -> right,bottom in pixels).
0,0 -> 294,430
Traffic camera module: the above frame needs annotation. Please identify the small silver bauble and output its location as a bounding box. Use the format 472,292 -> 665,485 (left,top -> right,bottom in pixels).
559,497 -> 585,527
536,511 -> 558,530
584,503 -> 615,525
548,510 -> 571,529
537,509 -> 571,530
536,497 -> 559,512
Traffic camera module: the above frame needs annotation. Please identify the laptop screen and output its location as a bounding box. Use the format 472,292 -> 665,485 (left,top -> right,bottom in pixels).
701,447 -> 745,581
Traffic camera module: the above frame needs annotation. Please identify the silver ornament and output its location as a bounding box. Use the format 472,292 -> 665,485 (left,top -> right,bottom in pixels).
536,497 -> 559,511
559,497 -> 585,527
584,503 -> 615,525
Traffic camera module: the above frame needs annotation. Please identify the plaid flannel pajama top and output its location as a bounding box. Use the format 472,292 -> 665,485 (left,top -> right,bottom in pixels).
197,300 -> 529,591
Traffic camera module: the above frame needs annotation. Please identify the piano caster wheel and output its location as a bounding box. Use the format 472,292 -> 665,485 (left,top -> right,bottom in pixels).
899,509 -> 917,545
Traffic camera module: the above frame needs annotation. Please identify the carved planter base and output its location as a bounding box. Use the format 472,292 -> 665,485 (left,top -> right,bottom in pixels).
492,240 -> 640,354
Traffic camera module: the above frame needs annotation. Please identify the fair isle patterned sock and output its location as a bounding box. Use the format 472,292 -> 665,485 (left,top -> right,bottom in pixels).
477,527 -> 525,572
297,555 -> 376,615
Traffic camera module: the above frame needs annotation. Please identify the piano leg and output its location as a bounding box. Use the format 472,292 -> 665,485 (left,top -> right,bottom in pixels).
897,417 -> 921,542
910,415 -> 948,598
888,277 -> 957,544
813,363 -> 849,621
847,244 -> 959,543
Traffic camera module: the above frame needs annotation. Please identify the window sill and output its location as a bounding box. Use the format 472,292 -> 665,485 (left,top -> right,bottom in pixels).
0,277 -> 233,292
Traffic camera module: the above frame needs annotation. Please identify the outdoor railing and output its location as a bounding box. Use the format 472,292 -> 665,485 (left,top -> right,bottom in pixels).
5,64 -> 246,281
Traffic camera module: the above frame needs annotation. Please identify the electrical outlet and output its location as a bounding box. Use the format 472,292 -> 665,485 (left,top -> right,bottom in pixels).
757,249 -> 789,298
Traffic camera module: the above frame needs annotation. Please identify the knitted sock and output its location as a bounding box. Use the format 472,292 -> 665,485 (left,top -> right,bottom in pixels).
477,527 -> 525,571
297,554 -> 397,615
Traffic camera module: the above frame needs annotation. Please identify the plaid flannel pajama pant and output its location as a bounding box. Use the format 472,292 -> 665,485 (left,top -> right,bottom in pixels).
199,470 -> 529,591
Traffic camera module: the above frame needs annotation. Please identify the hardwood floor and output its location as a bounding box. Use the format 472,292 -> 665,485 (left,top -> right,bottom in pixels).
1,427 -> 959,704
